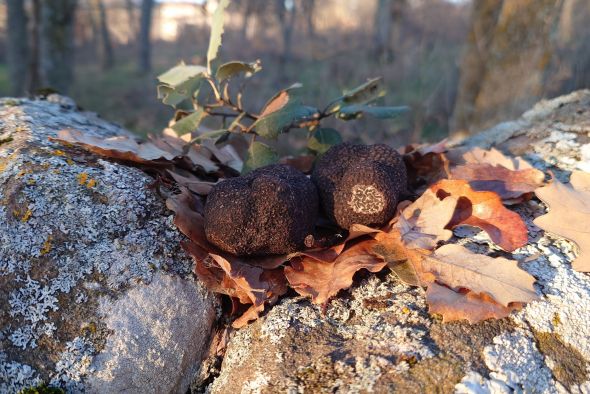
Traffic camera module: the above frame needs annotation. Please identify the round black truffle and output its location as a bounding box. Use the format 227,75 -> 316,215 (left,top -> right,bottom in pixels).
204,164 -> 319,256
312,143 -> 407,229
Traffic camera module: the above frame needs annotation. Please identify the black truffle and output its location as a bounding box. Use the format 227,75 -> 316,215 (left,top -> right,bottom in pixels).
312,143 -> 407,229
204,164 -> 319,256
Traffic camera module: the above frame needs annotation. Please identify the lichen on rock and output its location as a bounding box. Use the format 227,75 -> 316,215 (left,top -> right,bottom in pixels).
0,96 -> 216,393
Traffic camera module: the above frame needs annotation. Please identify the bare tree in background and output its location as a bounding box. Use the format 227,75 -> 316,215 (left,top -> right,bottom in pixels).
125,0 -> 139,39
373,0 -> 405,62
93,0 -> 115,70
451,0 -> 563,134
6,0 -> 29,96
374,0 -> 392,61
276,0 -> 297,76
39,0 -> 78,93
28,0 -> 42,93
139,0 -> 155,73
450,0 -> 503,134
301,0 -> 315,39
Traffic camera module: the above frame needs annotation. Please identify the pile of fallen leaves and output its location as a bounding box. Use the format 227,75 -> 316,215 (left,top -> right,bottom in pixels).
51,129 -> 590,327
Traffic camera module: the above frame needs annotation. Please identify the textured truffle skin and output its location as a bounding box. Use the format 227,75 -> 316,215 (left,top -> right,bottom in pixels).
312,143 -> 407,229
204,164 -> 319,256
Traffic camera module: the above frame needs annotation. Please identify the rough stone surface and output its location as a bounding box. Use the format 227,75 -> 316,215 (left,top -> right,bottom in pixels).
0,96 -> 217,393
204,164 -> 319,256
205,90 -> 590,393
312,143 -> 407,229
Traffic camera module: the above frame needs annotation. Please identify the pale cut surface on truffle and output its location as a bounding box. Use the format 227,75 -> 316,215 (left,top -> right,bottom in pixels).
312,143 -> 407,229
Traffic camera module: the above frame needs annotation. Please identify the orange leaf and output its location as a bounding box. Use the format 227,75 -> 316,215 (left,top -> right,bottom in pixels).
284,241 -> 386,304
533,171 -> 590,272
430,179 -> 528,251
401,140 -> 450,192
426,282 -> 520,324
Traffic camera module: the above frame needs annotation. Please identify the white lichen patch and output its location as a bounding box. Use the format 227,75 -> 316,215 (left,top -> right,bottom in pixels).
0,353 -> 42,393
483,330 -> 558,393
241,371 -> 271,394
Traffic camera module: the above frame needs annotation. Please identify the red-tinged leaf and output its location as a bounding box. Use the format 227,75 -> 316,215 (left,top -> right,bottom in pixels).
210,254 -> 288,328
284,241 -> 387,305
402,141 -> 450,192
279,154 -> 315,174
430,179 -> 528,251
166,188 -> 210,249
426,282 -> 521,324
395,189 -> 457,250
450,163 -> 545,203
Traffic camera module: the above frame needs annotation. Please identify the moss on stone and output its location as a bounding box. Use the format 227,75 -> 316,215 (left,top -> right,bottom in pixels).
533,330 -> 588,387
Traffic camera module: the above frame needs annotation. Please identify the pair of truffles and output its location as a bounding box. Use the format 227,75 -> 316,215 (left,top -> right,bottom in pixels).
204,143 -> 407,256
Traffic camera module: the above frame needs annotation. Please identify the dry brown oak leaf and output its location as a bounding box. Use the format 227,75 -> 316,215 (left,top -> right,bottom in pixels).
284,240 -> 387,305
50,128 -> 242,174
426,282 -> 522,324
372,228 -> 537,323
448,147 -> 545,203
401,140 -> 450,192
534,171 -> 590,272
394,189 -> 457,249
430,179 -> 528,252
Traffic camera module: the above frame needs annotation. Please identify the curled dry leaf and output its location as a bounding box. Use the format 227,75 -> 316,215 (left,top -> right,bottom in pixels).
284,240 -> 386,305
51,128 -> 224,174
533,171 -> 590,272
50,128 -> 175,164
401,140 -> 450,192
395,189 -> 457,249
430,179 -> 528,252
448,147 -> 544,203
426,282 -> 521,324
167,170 -> 216,195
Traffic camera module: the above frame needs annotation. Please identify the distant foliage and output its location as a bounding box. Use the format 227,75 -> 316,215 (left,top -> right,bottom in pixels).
156,1 -> 408,173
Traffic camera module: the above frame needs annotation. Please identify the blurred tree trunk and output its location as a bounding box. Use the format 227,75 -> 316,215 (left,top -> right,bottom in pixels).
138,0 -> 154,73
94,0 -> 114,70
39,0 -> 78,93
451,0 -> 564,135
276,0 -> 296,75
301,0 -> 315,39
240,0 -> 254,39
6,0 -> 29,96
28,0 -> 42,93
373,0 -> 392,62
124,0 -> 138,38
450,0 -> 503,135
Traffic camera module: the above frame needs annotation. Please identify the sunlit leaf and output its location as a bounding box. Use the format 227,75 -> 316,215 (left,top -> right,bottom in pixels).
216,60 -> 261,81
242,141 -> 278,174
307,128 -> 342,154
326,78 -> 385,113
207,0 -> 230,74
157,63 -> 207,87
171,108 -> 207,136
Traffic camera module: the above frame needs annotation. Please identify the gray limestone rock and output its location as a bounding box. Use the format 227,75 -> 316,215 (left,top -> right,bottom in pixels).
0,97 -> 217,393
204,90 -> 590,393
